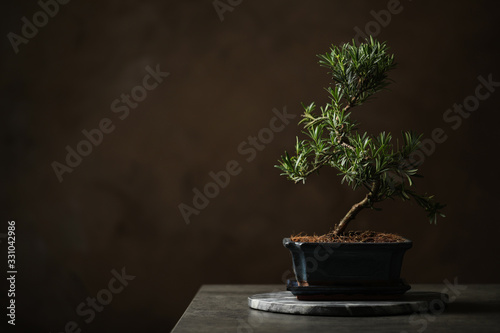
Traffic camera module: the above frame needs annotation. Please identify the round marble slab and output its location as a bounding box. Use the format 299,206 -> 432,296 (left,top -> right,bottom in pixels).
248,291 -> 448,316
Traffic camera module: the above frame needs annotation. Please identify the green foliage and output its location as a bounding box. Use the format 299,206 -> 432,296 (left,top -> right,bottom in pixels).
276,37 -> 445,224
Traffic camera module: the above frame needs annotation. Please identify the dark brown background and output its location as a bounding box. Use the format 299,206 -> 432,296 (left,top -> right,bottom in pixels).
2,0 -> 500,332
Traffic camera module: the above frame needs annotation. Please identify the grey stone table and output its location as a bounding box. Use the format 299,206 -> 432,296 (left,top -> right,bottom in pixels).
171,284 -> 500,333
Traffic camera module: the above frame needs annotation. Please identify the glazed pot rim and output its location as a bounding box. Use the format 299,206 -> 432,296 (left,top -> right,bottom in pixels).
283,237 -> 413,247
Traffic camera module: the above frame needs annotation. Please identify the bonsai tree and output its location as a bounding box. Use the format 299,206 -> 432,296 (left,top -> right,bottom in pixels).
276,37 -> 445,239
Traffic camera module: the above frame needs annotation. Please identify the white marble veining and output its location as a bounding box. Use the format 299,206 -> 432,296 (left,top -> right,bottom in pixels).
248,291 -> 448,316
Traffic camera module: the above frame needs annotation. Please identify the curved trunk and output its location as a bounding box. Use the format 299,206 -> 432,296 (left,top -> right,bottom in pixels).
332,181 -> 380,235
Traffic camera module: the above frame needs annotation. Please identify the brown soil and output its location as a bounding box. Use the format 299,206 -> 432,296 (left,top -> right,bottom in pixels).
290,230 -> 406,243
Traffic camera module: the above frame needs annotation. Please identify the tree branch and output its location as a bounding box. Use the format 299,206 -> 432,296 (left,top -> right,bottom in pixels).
299,155 -> 334,179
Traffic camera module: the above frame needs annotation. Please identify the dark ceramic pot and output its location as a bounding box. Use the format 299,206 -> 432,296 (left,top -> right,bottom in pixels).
283,237 -> 412,294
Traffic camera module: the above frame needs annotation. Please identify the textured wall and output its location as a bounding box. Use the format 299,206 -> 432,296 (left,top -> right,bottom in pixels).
2,0 -> 500,331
